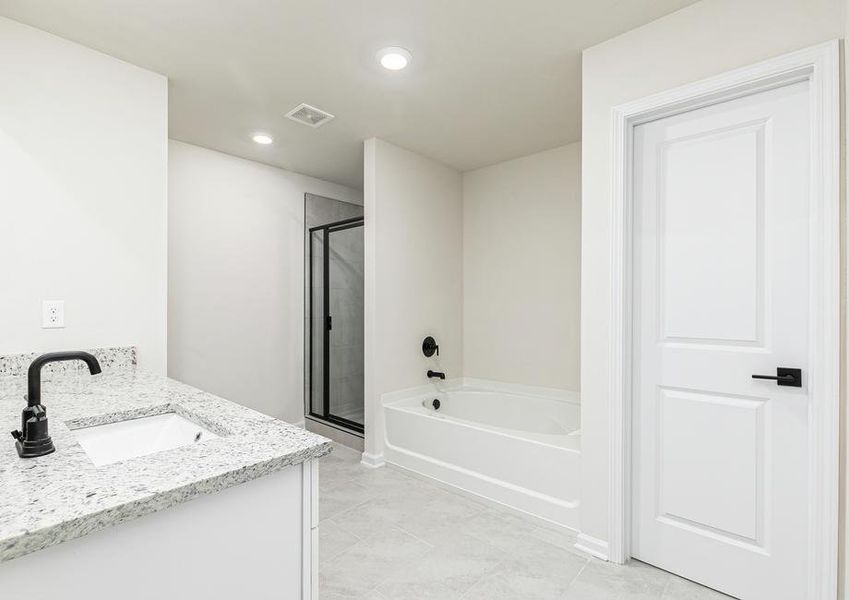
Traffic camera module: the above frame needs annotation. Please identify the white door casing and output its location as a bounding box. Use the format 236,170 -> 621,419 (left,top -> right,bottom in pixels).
607,41 -> 838,600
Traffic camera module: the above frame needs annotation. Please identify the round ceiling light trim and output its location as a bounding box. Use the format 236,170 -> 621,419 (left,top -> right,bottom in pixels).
252,133 -> 274,145
377,47 -> 412,71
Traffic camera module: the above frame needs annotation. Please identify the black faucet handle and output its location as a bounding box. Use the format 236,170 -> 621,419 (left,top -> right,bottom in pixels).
422,336 -> 439,358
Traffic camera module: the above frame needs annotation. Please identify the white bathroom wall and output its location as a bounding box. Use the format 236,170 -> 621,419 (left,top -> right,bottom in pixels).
0,17 -> 168,373
843,5 -> 849,597
579,0 -> 843,559
168,141 -> 362,423
463,143 -> 581,392
363,138 -> 464,462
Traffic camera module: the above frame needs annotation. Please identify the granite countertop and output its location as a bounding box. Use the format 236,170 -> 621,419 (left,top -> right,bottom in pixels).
0,349 -> 332,563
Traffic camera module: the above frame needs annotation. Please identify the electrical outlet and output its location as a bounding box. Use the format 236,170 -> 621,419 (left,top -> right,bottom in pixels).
42,300 -> 64,329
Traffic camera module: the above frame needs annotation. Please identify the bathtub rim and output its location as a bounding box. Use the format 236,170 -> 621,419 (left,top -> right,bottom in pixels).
383,378 -> 581,452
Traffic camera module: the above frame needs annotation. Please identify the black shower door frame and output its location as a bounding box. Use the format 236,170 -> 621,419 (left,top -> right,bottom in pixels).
307,216 -> 365,433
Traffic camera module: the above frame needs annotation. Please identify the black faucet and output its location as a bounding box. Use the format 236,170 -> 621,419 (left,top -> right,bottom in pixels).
11,351 -> 102,458
427,370 -> 446,380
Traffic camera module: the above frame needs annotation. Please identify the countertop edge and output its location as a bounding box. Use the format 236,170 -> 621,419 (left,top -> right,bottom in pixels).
0,439 -> 332,563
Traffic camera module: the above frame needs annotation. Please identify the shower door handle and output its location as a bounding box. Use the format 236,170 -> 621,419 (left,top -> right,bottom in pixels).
326,315 -> 333,331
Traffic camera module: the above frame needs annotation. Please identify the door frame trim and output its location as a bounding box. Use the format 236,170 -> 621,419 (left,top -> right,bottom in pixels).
608,41 -> 839,600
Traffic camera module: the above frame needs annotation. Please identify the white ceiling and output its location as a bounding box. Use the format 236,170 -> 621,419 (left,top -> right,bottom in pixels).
0,0 -> 698,189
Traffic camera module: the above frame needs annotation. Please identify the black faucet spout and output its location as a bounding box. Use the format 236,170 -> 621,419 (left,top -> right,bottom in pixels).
427,370 -> 446,380
27,351 -> 102,407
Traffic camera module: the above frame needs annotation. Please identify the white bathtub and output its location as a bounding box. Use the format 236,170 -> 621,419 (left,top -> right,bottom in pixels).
382,381 -> 581,529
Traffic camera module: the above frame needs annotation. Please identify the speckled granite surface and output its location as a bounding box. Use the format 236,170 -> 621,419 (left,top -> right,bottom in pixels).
0,346 -> 136,378
0,358 -> 331,563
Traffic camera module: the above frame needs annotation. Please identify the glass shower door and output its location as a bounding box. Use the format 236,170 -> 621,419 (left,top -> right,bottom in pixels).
326,222 -> 364,429
308,217 -> 364,432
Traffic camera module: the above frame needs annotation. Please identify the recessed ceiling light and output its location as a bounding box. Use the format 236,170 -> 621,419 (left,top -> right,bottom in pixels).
377,47 -> 412,71
252,133 -> 273,145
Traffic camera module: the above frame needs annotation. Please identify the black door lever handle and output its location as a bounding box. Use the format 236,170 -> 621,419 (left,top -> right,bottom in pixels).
752,374 -> 795,382
752,367 -> 802,387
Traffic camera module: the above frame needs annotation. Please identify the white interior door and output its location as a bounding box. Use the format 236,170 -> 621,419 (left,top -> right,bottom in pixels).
631,80 -> 811,600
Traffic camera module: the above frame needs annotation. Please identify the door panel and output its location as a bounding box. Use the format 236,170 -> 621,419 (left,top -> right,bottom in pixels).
632,81 -> 810,600
657,388 -> 765,545
660,121 -> 765,345
327,224 -> 365,428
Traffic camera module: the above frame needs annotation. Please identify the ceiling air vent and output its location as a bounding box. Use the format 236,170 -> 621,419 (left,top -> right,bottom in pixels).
285,103 -> 335,128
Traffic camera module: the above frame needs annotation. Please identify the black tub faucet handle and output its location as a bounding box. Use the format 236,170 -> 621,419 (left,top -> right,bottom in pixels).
422,336 -> 439,357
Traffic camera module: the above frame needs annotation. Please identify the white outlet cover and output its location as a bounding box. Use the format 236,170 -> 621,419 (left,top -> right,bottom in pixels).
42,300 -> 64,329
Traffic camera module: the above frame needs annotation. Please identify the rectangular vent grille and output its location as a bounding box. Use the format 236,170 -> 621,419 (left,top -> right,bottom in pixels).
285,103 -> 335,128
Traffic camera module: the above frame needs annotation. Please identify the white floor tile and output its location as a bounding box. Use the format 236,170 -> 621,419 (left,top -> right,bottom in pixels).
376,537 -> 505,599
463,563 -> 576,600
319,519 -> 360,565
320,527 -> 432,597
318,445 -> 726,600
320,479 -> 376,521
662,575 -> 736,599
564,559 -> 668,599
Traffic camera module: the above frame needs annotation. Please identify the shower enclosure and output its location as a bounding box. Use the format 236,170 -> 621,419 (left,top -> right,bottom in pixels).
305,194 -> 364,435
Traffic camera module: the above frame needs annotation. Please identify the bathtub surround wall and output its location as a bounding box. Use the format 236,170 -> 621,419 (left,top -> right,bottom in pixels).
168,141 -> 362,424
363,138 -> 464,463
365,139 -> 583,466
579,0 -> 844,565
0,17 -> 168,373
463,143 -> 581,391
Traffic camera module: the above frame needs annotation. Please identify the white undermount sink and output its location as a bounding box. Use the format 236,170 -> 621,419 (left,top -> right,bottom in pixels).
72,412 -> 219,466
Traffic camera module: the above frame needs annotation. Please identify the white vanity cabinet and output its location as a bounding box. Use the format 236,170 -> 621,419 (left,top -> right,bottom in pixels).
0,459 -> 320,600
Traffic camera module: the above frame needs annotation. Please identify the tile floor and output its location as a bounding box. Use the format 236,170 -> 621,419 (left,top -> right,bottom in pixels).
318,444 -> 732,599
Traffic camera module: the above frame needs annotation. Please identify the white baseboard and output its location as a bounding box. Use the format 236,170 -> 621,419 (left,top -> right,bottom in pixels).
575,533 -> 609,561
360,451 -> 385,469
